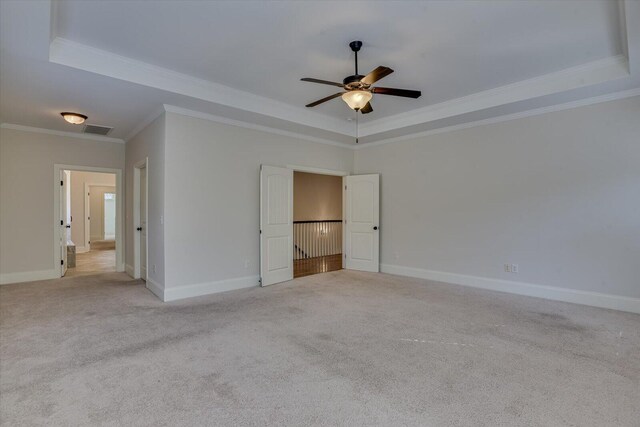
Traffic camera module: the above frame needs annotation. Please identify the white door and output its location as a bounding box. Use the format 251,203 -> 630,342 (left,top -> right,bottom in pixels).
260,165 -> 293,286
140,166 -> 147,281
345,174 -> 379,272
60,170 -> 70,276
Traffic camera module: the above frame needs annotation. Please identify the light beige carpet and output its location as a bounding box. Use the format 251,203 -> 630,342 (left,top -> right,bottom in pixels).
1,270 -> 638,426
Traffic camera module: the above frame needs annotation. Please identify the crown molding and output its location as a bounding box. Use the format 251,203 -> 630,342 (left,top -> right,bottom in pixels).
50,36 -> 631,143
162,105 -> 353,149
49,37 -> 353,137
47,1 -> 636,146
0,123 -> 125,143
358,54 -> 630,137
354,87 -> 640,150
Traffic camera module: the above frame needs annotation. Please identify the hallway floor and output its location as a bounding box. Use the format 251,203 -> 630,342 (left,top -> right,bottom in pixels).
293,254 -> 342,278
65,247 -> 115,277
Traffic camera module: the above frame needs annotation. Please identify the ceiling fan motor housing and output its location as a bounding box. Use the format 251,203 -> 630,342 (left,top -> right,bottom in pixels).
343,74 -> 367,89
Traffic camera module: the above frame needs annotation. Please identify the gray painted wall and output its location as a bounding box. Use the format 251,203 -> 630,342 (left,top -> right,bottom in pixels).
125,114 -> 166,287
163,112 -> 353,290
0,128 -> 124,276
354,96 -> 640,299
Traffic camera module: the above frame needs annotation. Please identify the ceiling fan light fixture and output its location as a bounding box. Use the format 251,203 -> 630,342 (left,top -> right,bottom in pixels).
341,90 -> 372,111
61,112 -> 88,125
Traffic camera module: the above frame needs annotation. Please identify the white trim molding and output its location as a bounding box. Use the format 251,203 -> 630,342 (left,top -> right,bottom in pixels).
162,275 -> 259,302
132,158 -> 149,280
50,37 -> 352,136
355,88 -> 640,149
381,264 -> 640,314
125,263 -> 135,278
47,40 -> 632,145
146,277 -> 165,300
162,105 -> 352,149
359,54 -> 629,137
42,1 -> 639,147
286,164 -> 350,176
0,123 -> 125,144
53,164 -> 124,278
0,269 -> 59,285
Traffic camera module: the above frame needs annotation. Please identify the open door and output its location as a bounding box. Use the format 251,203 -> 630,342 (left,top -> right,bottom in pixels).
60,170 -> 70,276
260,165 -> 293,286
139,166 -> 147,280
345,174 -> 379,272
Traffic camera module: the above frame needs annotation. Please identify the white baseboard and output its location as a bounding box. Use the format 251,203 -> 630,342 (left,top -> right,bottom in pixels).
75,246 -> 89,254
163,275 -> 259,302
380,264 -> 640,314
0,269 -> 59,285
146,277 -> 164,300
125,264 -> 135,278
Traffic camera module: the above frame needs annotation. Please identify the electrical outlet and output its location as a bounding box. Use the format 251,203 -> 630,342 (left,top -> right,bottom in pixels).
244,260 -> 250,268
153,264 -> 157,273
504,264 -> 511,273
511,264 -> 518,273
394,252 -> 400,260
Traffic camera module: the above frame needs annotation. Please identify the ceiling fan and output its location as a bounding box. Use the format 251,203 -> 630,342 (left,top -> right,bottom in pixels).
301,40 -> 421,114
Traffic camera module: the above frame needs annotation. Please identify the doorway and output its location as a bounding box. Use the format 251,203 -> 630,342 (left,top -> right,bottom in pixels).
54,165 -> 123,278
133,159 -> 148,281
293,171 -> 343,278
259,165 -> 379,287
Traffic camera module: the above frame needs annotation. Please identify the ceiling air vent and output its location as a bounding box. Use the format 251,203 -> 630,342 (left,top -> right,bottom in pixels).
83,124 -> 113,136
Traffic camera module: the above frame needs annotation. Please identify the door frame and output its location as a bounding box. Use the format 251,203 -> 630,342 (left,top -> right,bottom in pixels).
84,182 -> 116,249
60,170 -> 70,276
53,164 -> 124,277
133,158 -> 148,279
286,165 -> 349,269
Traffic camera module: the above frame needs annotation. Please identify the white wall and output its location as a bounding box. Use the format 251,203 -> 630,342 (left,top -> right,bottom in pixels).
162,112 -> 352,298
0,127 -> 124,283
125,114 -> 165,289
354,96 -> 640,304
69,171 -> 116,251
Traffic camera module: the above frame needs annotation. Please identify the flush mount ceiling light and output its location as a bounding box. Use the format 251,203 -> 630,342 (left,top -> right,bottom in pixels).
341,90 -> 372,111
60,112 -> 87,125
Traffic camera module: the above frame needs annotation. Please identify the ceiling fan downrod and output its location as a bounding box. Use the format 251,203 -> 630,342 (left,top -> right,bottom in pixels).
349,40 -> 363,76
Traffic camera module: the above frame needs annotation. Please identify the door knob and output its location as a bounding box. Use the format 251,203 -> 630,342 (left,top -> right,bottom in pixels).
373,226 -> 378,230
136,227 -> 142,231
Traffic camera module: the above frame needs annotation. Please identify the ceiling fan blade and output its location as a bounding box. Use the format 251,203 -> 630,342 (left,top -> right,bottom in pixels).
360,102 -> 373,114
372,87 -> 421,98
305,92 -> 344,108
360,66 -> 394,85
301,78 -> 345,88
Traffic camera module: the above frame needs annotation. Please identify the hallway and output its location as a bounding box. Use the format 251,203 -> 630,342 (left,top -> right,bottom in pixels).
65,245 -> 115,277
